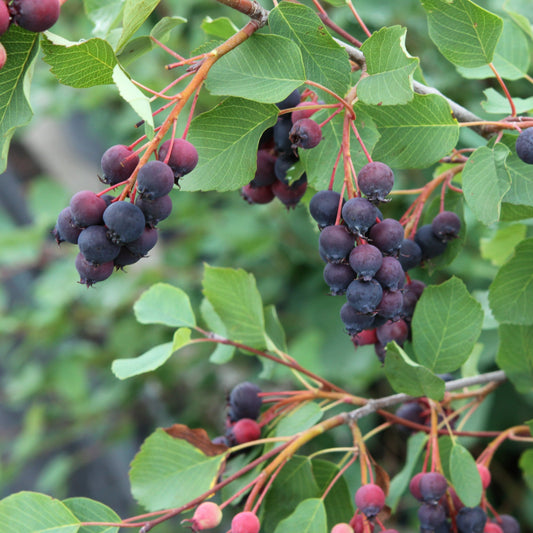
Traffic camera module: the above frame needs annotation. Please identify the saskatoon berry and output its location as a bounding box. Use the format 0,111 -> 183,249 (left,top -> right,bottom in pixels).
126,227 -> 158,257
227,418 -> 261,445
291,102 -> 318,123
273,116 -> 293,154
0,43 -> 6,71
191,501 -> 223,530
368,218 -> 404,255
376,319 -> 408,346
319,225 -> 354,263
456,507 -> 487,533
357,161 -> 394,202
498,515 -> 520,533
477,464 -> 491,489
231,511 -> 261,533
323,263 -> 355,295
340,302 -> 375,335
54,207 -> 82,244
276,89 -> 300,110
418,503 -> 446,529
289,118 -> 322,149
376,289 -> 404,319
100,144 -> 139,185
78,225 -> 121,265
431,211 -> 461,242
398,239 -> 422,271
354,483 -> 385,518
331,524 -> 355,533
229,382 -> 262,422
415,224 -> 447,259
485,525 -> 503,533
251,149 -> 277,187
135,195 -> 173,227
12,0 -> 60,33
0,2 -> 10,36
241,184 -> 274,205
346,279 -> 383,314
351,328 -> 377,347
272,178 -> 307,208
418,472 -> 448,504
309,190 -> 343,228
75,253 -> 114,286
274,152 -> 300,183
70,190 -> 107,227
349,244 -> 383,281
409,472 -> 425,500
136,160 -> 174,200
397,402 -> 426,434
515,128 -> 533,164
374,256 -> 405,291
341,197 -> 380,236
114,247 -> 142,269
157,138 -> 199,181
103,201 -> 146,244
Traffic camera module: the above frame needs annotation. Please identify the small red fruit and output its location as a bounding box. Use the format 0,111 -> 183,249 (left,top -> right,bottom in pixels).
0,1 -> 10,36
230,418 -> 261,445
241,183 -> 274,205
477,463 -> 491,489
484,524 -> 503,533
189,501 -> 222,531
231,511 -> 261,533
409,472 -> 424,501
354,483 -> 385,518
331,523 -> 354,533
289,118 -> 322,149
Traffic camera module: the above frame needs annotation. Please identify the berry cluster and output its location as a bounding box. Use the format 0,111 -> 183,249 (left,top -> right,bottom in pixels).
0,0 -> 61,70
54,139 -> 198,286
241,89 -> 322,209
310,161 -> 461,361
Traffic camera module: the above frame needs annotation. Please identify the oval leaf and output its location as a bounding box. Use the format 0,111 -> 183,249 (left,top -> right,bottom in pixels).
273,498 -> 327,533
450,443 -> 483,507
63,498 -> 120,533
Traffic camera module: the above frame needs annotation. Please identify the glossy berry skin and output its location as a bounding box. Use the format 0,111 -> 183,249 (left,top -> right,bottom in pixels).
418,503 -> 446,528
251,149 -> 277,187
331,524 -> 354,533
272,178 -> 307,208
368,218 -> 404,255
498,515 -> 520,533
432,211 -> 461,242
100,144 -> 139,185
191,501 -> 222,530
136,160 -> 174,200
228,418 -> 261,445
341,197 -> 380,236
78,225 -> 121,265
289,118 -> 322,149
229,382 -> 262,422
418,472 -> 448,504
346,279 -> 383,314
357,161 -> 394,202
456,507 -> 487,533
103,201 -> 146,244
231,511 -> 261,533
515,128 -> 533,164
75,253 -> 114,287
415,224 -> 447,259
70,191 -> 107,227
319,225 -> 354,263
241,184 -> 274,205
0,2 -> 10,36
309,190 -> 343,228
398,239 -> 422,271
374,256 -> 405,291
157,138 -> 198,181
349,244 -> 383,280
354,483 -> 385,518
340,302 -> 375,335
477,464 -> 491,489
135,195 -> 173,227
54,207 -> 83,244
12,0 -> 60,32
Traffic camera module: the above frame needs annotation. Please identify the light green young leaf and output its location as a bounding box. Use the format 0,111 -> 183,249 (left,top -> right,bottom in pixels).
264,305 -> 288,353
274,402 -> 323,439
482,88 -> 533,115
116,0 -> 159,52
201,16 -> 238,39
480,224 -> 527,267
273,498 -> 327,533
83,0 -> 124,38
200,299 -> 236,364
496,324 -> 533,393
520,449 -> 533,491
112,341 -> 174,379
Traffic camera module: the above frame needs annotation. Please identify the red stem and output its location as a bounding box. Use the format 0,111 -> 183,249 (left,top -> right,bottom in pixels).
489,62 -> 516,117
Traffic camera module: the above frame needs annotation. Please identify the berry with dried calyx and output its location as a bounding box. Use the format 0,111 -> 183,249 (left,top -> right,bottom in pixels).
354,483 -> 385,518
100,144 -> 139,185
341,197 -> 380,236
349,244 -> 383,281
340,302 -> 375,334
78,225 -> 121,265
357,161 -> 394,202
324,263 -> 355,295
346,279 -> 383,314
69,191 -> 107,228
289,118 -> 322,149
431,211 -> 461,242
75,253 -> 114,287
135,194 -> 173,227
415,224 -> 447,259
189,501 -> 222,531
157,138 -> 198,182
418,472 -> 448,504
368,218 -> 404,255
231,511 -> 261,533
54,207 -> 83,245
319,225 -> 355,264
136,160 -> 175,200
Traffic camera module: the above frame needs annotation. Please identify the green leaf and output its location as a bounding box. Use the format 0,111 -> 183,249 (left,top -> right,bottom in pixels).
261,456 -> 320,532
182,98 -> 278,192
462,144 -> 511,225
355,94 -> 459,168
519,449 -> 533,491
202,16 -> 239,39
41,34 -> 117,87
112,65 -> 154,138
273,498 -> 327,533
206,34 -> 305,103
412,277 -> 483,373
269,2 -> 351,99
0,26 -> 40,174
112,341 -> 173,379
480,224 -> 527,267
200,299 -> 235,364
134,282 -> 196,328
274,402 -> 323,439
489,238 -> 533,325
388,433 -> 428,511
457,20 -> 530,80
496,324 -> 533,393
501,137 -> 533,207
450,443 -> 483,507
384,343 -> 445,400
0,491 -> 80,533
504,7 -> 533,39
83,0 -> 124,38
63,498 -> 120,533
482,88 -> 533,115
421,0 -> 503,67
202,265 -> 266,348
358,26 -> 418,105
264,305 -> 288,353
116,0 -> 159,52
312,460 -> 354,527
130,429 -> 225,511
500,203 -> 533,221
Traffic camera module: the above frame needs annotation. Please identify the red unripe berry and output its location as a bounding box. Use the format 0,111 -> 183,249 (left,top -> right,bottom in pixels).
230,418 -> 261,444
0,43 -> 6,71
331,523 -> 354,533
0,2 -> 10,36
485,524 -> 503,533
241,183 -> 274,205
477,464 -> 491,489
272,178 -> 307,208
351,328 -> 378,347
190,501 -> 222,530
12,0 -> 60,33
354,483 -> 385,517
231,511 -> 261,533
409,472 -> 424,501
289,118 -> 322,149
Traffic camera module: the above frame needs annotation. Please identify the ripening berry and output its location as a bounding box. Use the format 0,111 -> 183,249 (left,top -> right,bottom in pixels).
409,472 -> 425,501
477,464 -> 491,490
376,289 -> 404,320
309,190 -> 343,228
323,262 -> 355,295
376,319 -> 409,346
357,161 -> 394,202
292,102 -> 318,123
340,302 -> 375,335
349,244 -> 383,280
136,160 -> 174,200
351,328 -> 377,347
418,472 -> 448,504
0,43 -> 6,71
419,503 -> 447,529
368,218 -> 404,255
227,418 -> 261,445
0,2 -> 10,36
103,201 -> 146,244
319,225 -> 355,263
341,197 -> 380,236
190,501 -> 222,530
75,253 -> 114,287
231,511 -> 261,533
289,118 -> 322,149
100,144 -> 139,185
484,524 -> 503,533
354,483 -> 386,518
126,227 -> 158,257
331,523 -> 354,533
251,150 -> 277,187
12,0 -> 60,33
515,128 -> 533,164
374,256 -> 405,291
54,207 -> 83,245
135,195 -> 173,227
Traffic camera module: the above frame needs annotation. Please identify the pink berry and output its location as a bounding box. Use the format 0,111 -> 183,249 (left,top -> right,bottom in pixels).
0,43 -> 6,71
409,472 -> 425,501
157,138 -> 198,181
477,464 -> 491,489
191,501 -> 222,530
331,523 -> 354,533
231,511 -> 260,533
228,418 -> 261,445
354,483 -> 385,518
289,118 -> 322,149
485,524 -> 503,533
0,1 -> 10,36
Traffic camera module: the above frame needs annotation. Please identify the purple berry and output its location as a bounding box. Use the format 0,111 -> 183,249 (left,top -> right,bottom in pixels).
157,138 -> 198,181
135,195 -> 173,227
12,0 -> 60,33
323,263 -> 355,295
340,302 -> 375,334
357,161 -> 394,202
374,256 -> 405,291
289,118 -> 322,149
346,279 -> 383,314
229,382 -> 262,422
54,207 -> 82,244
319,225 -> 355,263
272,178 -> 307,208
349,244 -> 383,280
515,128 -> 533,164
418,472 -> 448,504
103,201 -> 146,244
341,197 -> 380,236
398,239 -> 422,271
415,224 -> 447,259
69,191 -> 107,228
78,225 -> 121,264
368,218 -> 404,255
100,144 -> 139,185
241,183 -> 275,205
136,160 -> 174,200
251,149 -> 277,187
75,253 -> 114,286
431,211 -> 461,242
309,190 -> 343,228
